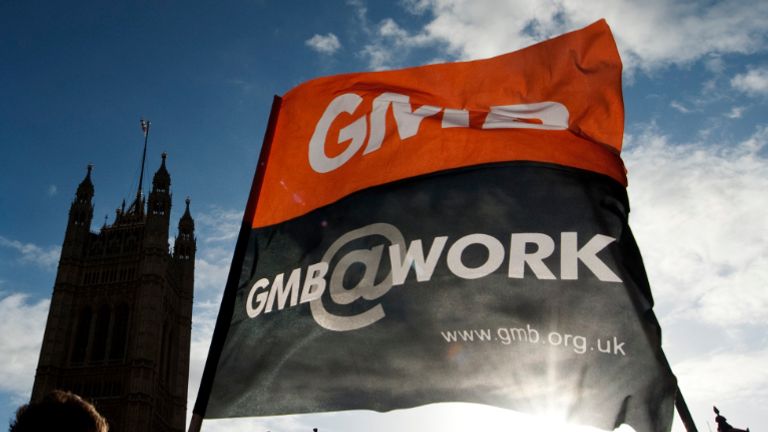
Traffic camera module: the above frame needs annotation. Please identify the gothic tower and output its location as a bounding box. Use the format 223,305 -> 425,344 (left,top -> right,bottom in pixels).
32,154 -> 195,432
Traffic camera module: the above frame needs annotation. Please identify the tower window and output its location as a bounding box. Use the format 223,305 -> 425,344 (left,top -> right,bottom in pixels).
71,307 -> 92,364
109,304 -> 129,361
90,305 -> 111,363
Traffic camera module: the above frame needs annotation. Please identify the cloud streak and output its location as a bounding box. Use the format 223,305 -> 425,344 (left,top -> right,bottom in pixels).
194,207 -> 242,244
0,236 -> 60,270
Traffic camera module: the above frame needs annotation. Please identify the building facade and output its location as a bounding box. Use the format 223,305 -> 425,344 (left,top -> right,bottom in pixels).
31,154 -> 195,432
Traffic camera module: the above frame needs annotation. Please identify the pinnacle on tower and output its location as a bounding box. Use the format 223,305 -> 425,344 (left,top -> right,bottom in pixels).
68,164 -> 95,230
76,164 -> 94,202
152,152 -> 171,192
179,197 -> 194,234
147,153 -> 172,218
174,197 -> 196,261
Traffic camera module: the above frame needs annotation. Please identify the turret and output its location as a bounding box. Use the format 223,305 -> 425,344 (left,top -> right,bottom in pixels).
174,197 -> 196,309
145,153 -> 172,249
174,197 -> 196,262
147,152 -> 172,217
71,164 -> 94,224
172,197 -> 195,430
63,165 -> 94,256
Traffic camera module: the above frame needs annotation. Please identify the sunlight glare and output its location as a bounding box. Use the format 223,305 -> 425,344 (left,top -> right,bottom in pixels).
417,403 -> 639,432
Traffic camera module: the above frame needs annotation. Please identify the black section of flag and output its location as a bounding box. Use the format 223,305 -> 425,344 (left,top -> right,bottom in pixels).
205,162 -> 676,432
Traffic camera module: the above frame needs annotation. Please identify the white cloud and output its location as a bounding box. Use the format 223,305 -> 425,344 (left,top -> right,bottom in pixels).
347,0 -> 369,28
670,100 -> 692,113
401,0 -> 432,15
704,55 -> 725,75
360,0 -> 768,72
195,207 -> 242,244
0,293 -> 49,402
346,0 -> 438,70
725,106 -> 746,119
361,44 -> 396,71
191,207 -> 240,294
195,250 -> 232,293
0,236 -> 60,270
379,18 -> 409,40
305,33 -> 342,55
624,125 -> 768,327
360,17 -> 435,70
731,66 -> 768,96
47,184 -> 57,197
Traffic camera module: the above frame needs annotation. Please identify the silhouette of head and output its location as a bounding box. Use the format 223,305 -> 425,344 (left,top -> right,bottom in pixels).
9,390 -> 108,432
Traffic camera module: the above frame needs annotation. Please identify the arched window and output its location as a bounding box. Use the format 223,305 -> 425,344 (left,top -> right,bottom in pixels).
159,320 -> 178,389
167,326 -> 177,388
71,307 -> 92,364
109,303 -> 129,361
124,236 -> 136,252
90,305 -> 111,362
160,321 -> 170,386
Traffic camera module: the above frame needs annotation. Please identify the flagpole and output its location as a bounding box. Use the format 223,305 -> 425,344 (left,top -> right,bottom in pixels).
137,118 -> 150,208
188,414 -> 203,432
187,96 -> 283,432
676,386 -> 698,432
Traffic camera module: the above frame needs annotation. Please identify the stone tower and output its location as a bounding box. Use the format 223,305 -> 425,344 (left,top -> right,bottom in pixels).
31,154 -> 195,432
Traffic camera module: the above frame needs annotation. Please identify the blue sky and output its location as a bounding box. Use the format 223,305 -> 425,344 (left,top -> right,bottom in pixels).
1,1 -> 767,431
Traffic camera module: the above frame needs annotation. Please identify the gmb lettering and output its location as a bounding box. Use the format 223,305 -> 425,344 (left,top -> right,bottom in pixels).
245,223 -> 621,332
308,92 -> 569,173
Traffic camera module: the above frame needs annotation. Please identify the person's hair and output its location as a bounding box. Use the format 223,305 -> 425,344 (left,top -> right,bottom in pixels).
9,390 -> 108,432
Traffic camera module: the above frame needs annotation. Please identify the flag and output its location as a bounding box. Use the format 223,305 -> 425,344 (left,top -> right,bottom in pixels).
194,20 -> 677,432
140,118 -> 150,137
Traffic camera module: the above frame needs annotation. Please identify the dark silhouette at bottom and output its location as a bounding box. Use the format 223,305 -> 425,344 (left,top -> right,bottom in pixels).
714,406 -> 749,432
9,390 -> 108,432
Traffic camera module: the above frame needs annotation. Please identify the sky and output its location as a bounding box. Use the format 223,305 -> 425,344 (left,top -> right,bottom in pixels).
1,0 -> 767,431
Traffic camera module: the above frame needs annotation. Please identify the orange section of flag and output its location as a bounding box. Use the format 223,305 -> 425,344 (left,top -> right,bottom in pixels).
252,20 -> 625,228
